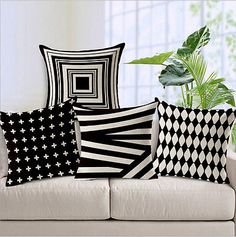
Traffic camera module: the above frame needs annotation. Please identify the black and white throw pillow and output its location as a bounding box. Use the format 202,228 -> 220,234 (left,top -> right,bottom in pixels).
0,100 -> 79,186
153,98 -> 236,183
39,43 -> 125,109
74,101 -> 157,179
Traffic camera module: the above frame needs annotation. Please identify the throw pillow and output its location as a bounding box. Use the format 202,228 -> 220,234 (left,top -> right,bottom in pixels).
153,98 -> 236,183
74,101 -> 158,179
0,99 -> 79,186
39,43 -> 125,109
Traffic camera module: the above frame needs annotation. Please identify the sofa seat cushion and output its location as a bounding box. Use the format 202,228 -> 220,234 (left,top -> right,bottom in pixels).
110,177 -> 235,220
0,177 -> 110,220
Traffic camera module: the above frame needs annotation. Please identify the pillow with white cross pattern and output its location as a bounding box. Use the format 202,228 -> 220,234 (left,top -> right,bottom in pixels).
0,99 -> 79,186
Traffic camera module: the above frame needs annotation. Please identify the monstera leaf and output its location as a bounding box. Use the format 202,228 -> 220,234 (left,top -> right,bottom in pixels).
127,51 -> 173,65
177,26 -> 210,56
159,59 -> 193,86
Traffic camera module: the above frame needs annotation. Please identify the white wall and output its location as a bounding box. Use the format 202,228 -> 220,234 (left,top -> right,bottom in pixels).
0,0 -> 105,111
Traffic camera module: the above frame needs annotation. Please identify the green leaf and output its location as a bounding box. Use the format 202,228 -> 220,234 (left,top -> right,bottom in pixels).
176,53 -> 207,85
218,83 -> 235,107
159,60 -> 194,86
177,26 -> 210,56
178,52 -> 235,109
186,76 -> 235,109
196,79 -> 235,109
204,83 -> 233,109
231,123 -> 236,146
127,51 -> 173,65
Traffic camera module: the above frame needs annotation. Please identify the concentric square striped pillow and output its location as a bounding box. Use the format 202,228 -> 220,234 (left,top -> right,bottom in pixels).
39,43 -> 125,109
74,101 -> 157,179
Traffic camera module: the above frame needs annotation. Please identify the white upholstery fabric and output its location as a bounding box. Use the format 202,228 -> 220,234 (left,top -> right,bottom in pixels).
151,116 -> 159,158
74,120 -> 81,156
0,220 -> 234,236
0,177 -> 110,220
226,150 -> 236,232
0,127 -> 8,178
111,177 -> 235,220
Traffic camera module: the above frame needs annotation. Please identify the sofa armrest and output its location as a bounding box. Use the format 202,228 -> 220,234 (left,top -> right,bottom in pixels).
227,151 -> 236,190
226,150 -> 236,225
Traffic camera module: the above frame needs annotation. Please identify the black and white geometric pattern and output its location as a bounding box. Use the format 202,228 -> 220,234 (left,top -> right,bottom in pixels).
74,101 -> 157,179
0,99 -> 79,186
153,98 -> 236,183
39,43 -> 125,109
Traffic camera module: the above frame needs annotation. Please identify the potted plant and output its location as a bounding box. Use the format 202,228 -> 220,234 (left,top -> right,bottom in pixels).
128,26 -> 236,152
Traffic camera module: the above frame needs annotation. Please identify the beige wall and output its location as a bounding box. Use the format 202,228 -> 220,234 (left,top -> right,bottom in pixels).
0,0 -> 105,111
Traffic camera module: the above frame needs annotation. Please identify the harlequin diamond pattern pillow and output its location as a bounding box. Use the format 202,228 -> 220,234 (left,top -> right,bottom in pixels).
74,101 -> 157,179
0,99 -> 79,186
153,98 -> 236,183
39,43 -> 125,109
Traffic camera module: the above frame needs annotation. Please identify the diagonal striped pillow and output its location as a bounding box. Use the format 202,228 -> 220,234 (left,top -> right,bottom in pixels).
74,101 -> 157,179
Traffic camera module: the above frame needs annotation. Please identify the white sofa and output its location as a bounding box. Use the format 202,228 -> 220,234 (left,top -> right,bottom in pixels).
0,152 -> 235,236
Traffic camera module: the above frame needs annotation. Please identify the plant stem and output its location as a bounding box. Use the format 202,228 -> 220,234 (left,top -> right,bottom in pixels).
181,86 -> 186,107
185,84 -> 190,108
190,82 -> 193,108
